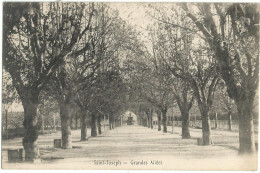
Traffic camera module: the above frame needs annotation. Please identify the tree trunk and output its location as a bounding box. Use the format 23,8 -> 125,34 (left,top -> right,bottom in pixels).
181,110 -> 191,139
91,113 -> 97,137
75,116 -> 78,130
41,114 -> 44,132
60,102 -> 72,149
22,98 -> 40,161
147,116 -> 150,128
201,108 -> 212,145
210,25 -> 256,154
80,113 -> 87,141
109,115 -> 112,130
236,99 -> 256,154
97,116 -> 102,135
228,110 -> 232,131
176,96 -> 192,139
70,116 -> 73,130
157,114 -> 161,131
109,122 -> 112,130
215,113 -> 218,129
5,109 -> 8,133
161,109 -> 167,133
53,115 -> 56,131
150,116 -> 153,129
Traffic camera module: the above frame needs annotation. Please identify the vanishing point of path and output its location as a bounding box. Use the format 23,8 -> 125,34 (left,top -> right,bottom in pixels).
2,125 -> 257,170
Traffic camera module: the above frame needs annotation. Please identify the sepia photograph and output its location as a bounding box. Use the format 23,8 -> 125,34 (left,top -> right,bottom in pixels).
1,1 -> 259,170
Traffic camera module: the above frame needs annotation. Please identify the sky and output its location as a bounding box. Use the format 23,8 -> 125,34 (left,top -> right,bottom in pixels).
110,2 -> 155,52
110,3 -> 152,32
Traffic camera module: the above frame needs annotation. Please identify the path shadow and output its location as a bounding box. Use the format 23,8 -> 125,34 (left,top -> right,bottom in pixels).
72,140 -> 88,143
214,144 -> 239,151
72,136 -> 93,143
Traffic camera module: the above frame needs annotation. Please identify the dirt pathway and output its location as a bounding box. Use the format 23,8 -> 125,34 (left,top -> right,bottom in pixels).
2,125 -> 257,170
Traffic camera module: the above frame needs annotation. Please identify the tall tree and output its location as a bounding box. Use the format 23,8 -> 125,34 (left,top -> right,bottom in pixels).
127,48 -> 175,133
181,3 -> 259,154
172,80 -> 194,139
168,41 -> 219,145
3,2 -> 95,160
148,22 -> 194,138
149,9 -> 219,144
75,90 -> 91,141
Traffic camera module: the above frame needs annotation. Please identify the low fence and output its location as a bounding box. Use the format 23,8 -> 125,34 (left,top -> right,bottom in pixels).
168,120 -> 258,132
2,128 -> 25,139
2,127 -> 61,140
2,123 -> 113,140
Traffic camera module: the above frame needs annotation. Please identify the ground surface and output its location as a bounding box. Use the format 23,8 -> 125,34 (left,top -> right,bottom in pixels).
2,125 -> 258,170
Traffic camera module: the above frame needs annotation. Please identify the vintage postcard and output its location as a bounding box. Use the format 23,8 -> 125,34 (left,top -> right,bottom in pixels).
1,1 -> 259,170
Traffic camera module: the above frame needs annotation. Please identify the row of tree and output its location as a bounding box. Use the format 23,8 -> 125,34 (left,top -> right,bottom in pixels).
3,2 -> 259,162
3,2 -> 140,161
125,3 -> 259,154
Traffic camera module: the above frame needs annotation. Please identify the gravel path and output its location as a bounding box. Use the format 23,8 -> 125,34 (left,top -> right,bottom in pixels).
2,125 -> 257,170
